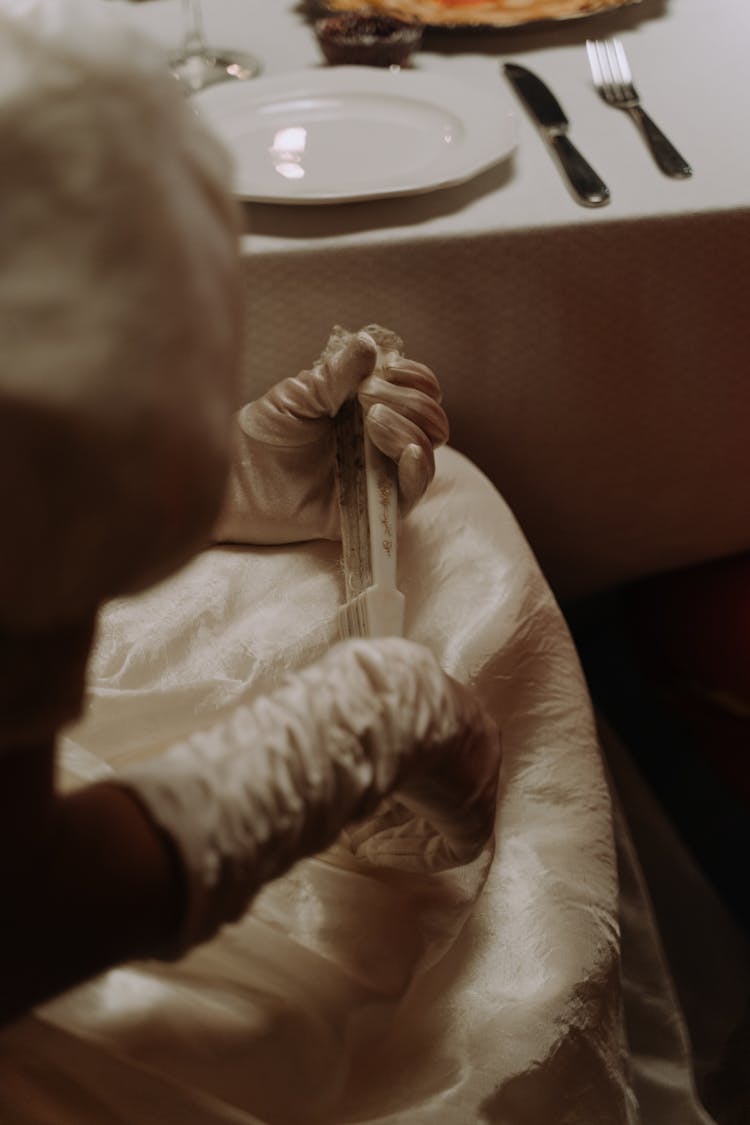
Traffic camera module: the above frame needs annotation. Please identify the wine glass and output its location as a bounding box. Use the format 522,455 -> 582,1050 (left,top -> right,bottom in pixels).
170,0 -> 261,93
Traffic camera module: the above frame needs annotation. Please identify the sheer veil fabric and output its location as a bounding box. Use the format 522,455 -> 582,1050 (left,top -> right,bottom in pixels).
0,449 -> 712,1124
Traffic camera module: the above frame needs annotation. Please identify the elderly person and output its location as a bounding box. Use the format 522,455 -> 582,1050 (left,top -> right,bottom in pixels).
0,10 -> 500,1026
2,12 -> 737,1125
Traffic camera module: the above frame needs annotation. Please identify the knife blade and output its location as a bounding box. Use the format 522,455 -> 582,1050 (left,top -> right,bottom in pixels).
503,63 -> 609,208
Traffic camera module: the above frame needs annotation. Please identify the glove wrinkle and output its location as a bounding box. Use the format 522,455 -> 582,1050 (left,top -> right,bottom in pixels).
121,637 -> 501,957
212,326 -> 449,546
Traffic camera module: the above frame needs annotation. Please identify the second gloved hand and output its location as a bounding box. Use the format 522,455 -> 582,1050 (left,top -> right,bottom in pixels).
120,636 -> 501,957
212,325 -> 449,546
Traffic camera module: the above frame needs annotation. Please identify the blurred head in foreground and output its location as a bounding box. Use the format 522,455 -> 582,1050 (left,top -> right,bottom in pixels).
0,7 -> 243,632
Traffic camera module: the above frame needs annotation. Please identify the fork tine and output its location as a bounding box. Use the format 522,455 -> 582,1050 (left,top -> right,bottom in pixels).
600,41 -> 618,90
586,37 -> 633,99
610,38 -> 632,86
604,38 -> 630,100
602,40 -> 624,98
587,38 -> 617,98
585,39 -> 604,87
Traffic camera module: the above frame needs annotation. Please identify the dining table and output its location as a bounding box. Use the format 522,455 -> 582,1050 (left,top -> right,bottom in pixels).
118,0 -> 750,603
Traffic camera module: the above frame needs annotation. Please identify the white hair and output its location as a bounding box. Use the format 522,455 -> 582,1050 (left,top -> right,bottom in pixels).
0,11 -> 244,628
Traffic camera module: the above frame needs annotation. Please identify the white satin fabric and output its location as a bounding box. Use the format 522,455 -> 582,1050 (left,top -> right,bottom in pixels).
0,449 -> 712,1124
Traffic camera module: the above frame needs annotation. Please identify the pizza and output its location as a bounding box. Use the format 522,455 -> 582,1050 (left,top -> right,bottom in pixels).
323,0 -> 637,27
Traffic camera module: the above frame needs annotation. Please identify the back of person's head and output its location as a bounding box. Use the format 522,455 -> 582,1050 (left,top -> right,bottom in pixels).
0,4 -> 244,631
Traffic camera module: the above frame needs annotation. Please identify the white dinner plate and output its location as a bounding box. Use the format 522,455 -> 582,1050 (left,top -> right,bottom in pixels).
193,67 -> 517,204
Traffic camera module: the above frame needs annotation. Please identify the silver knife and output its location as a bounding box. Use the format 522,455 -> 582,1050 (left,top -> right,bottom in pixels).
504,62 -> 610,208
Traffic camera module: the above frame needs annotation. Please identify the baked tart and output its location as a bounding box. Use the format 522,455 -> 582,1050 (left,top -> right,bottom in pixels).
323,0 -> 639,28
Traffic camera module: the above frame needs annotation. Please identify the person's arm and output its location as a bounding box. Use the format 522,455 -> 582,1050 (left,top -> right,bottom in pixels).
0,743 -> 182,1026
1,638 -> 501,1025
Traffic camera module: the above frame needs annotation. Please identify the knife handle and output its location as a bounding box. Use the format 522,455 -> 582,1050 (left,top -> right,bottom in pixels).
549,133 -> 610,207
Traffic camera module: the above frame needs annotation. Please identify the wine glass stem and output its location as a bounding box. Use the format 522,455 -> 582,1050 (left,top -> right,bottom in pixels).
181,0 -> 208,54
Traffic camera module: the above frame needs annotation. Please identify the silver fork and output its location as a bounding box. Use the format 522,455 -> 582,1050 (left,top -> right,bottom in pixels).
586,37 -> 692,178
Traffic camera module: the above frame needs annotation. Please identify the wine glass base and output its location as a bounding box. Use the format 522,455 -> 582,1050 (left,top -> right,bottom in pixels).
170,48 -> 262,93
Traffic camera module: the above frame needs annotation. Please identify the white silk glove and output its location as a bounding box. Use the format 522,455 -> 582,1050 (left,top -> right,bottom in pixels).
213,326 -> 449,545
121,637 -> 501,957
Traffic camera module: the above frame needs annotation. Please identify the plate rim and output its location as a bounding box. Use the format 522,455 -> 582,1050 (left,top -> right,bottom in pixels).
193,66 -> 517,204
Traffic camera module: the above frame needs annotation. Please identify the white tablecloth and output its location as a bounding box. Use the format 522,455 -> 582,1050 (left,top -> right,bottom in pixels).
119,0 -> 750,599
